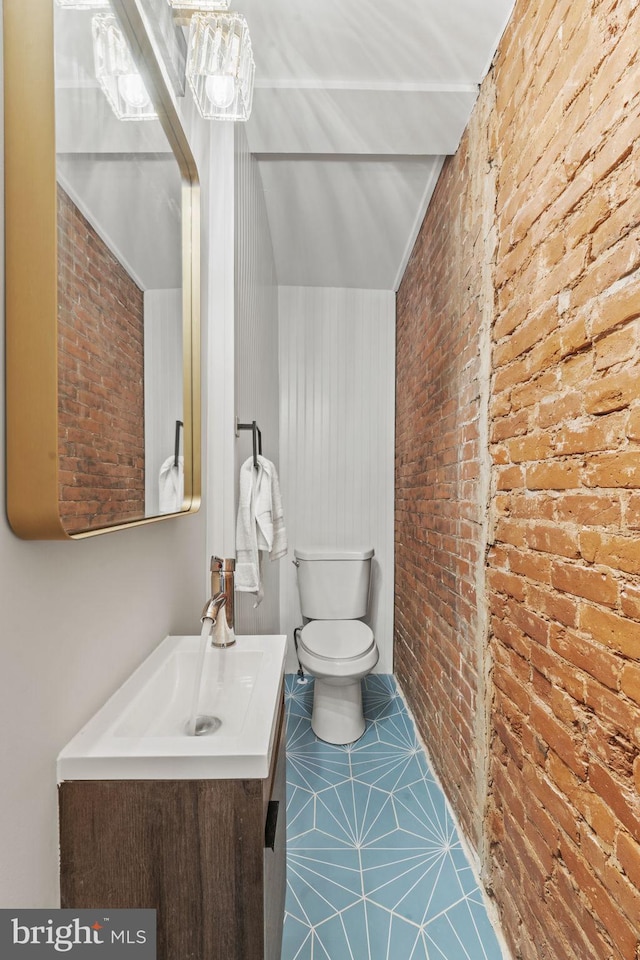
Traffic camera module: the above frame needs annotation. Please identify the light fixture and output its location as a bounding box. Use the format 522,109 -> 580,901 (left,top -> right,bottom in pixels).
92,13 -> 158,120
60,0 -> 255,123
186,12 -> 255,121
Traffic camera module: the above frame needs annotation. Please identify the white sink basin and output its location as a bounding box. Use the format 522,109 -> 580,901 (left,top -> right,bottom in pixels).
57,634 -> 287,781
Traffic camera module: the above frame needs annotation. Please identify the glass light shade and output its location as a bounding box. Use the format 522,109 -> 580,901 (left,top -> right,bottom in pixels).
186,12 -> 255,121
92,13 -> 157,120
168,0 -> 230,9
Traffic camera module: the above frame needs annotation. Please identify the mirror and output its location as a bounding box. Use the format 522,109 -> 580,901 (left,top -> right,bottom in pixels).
4,0 -> 201,538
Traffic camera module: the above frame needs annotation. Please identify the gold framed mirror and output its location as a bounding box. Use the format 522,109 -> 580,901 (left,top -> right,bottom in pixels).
4,0 -> 201,538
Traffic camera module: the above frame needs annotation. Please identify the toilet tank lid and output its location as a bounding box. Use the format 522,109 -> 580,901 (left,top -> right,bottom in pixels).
294,547 -> 374,561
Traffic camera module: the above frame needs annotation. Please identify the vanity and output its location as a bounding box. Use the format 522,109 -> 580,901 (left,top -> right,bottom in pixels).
57,635 -> 288,960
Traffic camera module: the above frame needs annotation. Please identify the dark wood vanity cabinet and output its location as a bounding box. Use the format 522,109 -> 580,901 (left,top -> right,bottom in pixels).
59,698 -> 287,960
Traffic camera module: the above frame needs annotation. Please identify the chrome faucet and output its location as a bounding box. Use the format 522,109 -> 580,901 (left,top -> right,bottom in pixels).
201,556 -> 236,647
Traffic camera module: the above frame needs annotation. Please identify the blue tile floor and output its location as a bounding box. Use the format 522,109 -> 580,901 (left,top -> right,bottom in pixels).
282,674 -> 505,960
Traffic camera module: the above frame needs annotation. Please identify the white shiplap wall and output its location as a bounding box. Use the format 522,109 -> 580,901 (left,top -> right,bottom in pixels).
279,286 -> 396,673
234,126 -> 281,634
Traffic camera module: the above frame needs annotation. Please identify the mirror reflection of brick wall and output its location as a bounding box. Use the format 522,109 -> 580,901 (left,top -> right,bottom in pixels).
57,186 -> 145,533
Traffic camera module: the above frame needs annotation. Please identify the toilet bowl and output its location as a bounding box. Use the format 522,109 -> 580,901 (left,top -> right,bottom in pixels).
298,619 -> 379,744
294,547 -> 378,745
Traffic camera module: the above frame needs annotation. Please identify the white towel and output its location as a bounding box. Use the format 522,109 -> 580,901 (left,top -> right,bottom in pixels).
236,455 -> 288,604
158,455 -> 184,514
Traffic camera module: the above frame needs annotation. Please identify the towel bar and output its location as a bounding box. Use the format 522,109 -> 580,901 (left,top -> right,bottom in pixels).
236,418 -> 262,469
174,420 -> 183,467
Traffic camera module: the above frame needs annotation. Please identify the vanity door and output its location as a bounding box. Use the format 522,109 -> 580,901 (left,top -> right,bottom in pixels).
264,699 -> 287,960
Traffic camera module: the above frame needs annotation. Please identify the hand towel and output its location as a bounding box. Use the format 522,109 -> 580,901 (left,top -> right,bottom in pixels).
158,455 -> 183,514
236,455 -> 288,604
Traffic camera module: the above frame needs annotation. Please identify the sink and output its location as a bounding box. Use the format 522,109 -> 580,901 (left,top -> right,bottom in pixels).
57,634 -> 287,781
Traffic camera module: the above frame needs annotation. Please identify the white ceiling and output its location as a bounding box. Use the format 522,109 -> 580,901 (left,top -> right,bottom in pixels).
240,0 -> 514,290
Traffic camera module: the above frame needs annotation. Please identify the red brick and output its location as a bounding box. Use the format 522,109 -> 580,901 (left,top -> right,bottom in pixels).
585,451 -> 640,488
511,370 -> 558,410
626,406 -> 640,441
590,279 -> 640,338
580,530 -> 640,575
530,700 -> 588,778
589,760 -> 640,847
526,460 -> 582,490
550,629 -> 621,691
555,493 -> 621,526
579,604 -> 640,658
550,561 -> 619,607
537,389 -> 583,428
57,187 -> 145,533
616,830 -> 640,894
554,412 -> 626,455
528,583 -> 578,627
507,548 -> 552,585
397,0 -> 640,955
620,583 -> 640,619
584,368 -> 639,415
496,465 -> 526,490
507,492 -> 554,520
394,97 -> 495,848
506,432 -> 553,462
625,493 -> 640,528
620,662 -> 640,706
488,568 -> 527,602
527,523 -> 580,559
584,678 -> 640,747
594,324 -> 637,370
490,408 -> 529,441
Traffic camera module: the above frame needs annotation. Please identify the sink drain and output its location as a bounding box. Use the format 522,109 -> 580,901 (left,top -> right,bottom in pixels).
190,715 -> 222,736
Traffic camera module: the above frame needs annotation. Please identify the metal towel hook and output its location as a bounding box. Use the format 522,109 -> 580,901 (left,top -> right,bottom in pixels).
235,417 -> 262,469
174,420 -> 183,467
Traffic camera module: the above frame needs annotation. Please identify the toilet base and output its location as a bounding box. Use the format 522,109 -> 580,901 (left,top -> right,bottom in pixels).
311,677 -> 365,745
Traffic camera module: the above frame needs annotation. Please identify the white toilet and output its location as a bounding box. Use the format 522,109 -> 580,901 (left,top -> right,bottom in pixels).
294,547 -> 379,744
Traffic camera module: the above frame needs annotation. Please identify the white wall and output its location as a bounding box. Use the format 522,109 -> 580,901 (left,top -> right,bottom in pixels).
278,286 -> 396,673
0,19 -> 224,905
204,123 -> 237,563
144,288 -> 183,516
233,127 -> 281,634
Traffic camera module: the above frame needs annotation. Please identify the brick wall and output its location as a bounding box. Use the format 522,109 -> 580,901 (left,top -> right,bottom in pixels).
395,0 -> 640,956
57,186 -> 145,533
395,87 -> 496,847
488,0 -> 640,957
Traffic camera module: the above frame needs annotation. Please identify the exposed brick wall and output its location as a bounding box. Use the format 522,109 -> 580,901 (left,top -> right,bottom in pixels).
488,0 -> 640,957
57,186 -> 145,533
395,86 -> 496,847
395,0 -> 640,957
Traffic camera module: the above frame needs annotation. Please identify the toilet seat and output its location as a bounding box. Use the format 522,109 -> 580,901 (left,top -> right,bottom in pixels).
300,620 -> 375,661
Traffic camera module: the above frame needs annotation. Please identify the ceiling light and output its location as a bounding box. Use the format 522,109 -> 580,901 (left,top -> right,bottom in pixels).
186,12 -> 255,121
92,13 -> 158,121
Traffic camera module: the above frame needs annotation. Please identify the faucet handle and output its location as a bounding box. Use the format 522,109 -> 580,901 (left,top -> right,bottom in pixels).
202,593 -> 226,622
210,556 -> 236,571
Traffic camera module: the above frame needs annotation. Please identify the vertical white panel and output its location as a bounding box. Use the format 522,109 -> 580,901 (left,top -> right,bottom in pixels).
234,127 -> 281,634
144,289 -> 183,516
279,286 -> 396,673
204,121 -> 236,589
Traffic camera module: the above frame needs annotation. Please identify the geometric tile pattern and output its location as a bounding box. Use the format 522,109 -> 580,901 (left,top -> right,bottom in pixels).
282,674 -> 505,960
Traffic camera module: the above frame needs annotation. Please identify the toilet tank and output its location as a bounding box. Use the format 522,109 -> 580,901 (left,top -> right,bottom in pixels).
295,547 -> 374,620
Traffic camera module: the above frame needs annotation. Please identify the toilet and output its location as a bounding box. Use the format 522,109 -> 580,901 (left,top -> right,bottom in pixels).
294,547 -> 379,744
